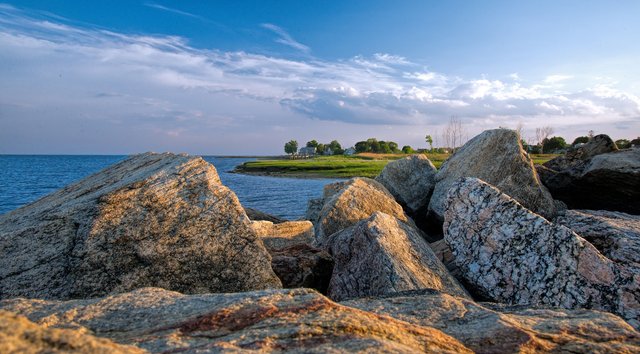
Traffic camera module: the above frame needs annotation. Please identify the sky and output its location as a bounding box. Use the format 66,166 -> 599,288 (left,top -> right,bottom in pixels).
0,0 -> 639,155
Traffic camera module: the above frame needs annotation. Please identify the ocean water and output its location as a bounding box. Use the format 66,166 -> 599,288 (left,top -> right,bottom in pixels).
0,155 -> 338,220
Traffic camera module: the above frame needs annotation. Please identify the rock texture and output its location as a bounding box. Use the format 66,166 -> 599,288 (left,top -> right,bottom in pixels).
375,154 -> 437,214
429,129 -> 557,221
269,244 -> 334,293
539,136 -> 640,214
443,177 -> 639,328
0,152 -> 281,300
0,287 -> 471,353
326,212 -> 468,301
0,310 -> 142,354
345,289 -> 640,354
251,220 -> 315,250
244,207 -> 286,223
315,177 -> 410,244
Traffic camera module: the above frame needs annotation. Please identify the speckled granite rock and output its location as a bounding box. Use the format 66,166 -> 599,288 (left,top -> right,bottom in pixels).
326,212 -> 468,301
0,152 -> 281,300
443,177 -> 638,328
251,220 -> 315,250
429,129 -> 557,221
344,289 -> 640,354
0,287 -> 471,353
375,154 -> 437,214
315,177 -> 410,244
0,310 -> 143,354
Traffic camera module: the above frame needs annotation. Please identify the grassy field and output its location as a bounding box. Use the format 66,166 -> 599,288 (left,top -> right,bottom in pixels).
234,153 -> 558,178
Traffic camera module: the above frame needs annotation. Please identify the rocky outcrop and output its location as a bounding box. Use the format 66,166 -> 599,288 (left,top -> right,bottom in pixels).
443,177 -> 639,328
345,289 -> 640,354
429,129 -> 557,221
0,310 -> 143,354
539,136 -> 640,214
0,287 -> 471,353
0,152 -> 281,300
251,220 -> 315,250
304,180 -> 348,224
315,178 -> 410,244
326,212 -> 468,301
245,207 -> 286,223
375,154 -> 437,214
269,244 -> 333,292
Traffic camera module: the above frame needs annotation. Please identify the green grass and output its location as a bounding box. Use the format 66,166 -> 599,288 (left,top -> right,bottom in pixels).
234,153 -> 558,178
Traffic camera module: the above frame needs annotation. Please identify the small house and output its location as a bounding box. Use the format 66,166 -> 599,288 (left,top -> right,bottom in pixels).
298,146 -> 316,157
323,147 -> 333,156
343,147 -> 356,155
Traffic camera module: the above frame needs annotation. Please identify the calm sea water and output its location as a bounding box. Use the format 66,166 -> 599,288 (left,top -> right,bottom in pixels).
0,155 -> 338,220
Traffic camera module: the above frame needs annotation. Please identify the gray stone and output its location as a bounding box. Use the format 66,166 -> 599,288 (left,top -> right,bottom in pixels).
443,177 -> 638,328
0,152 -> 281,300
429,129 -> 557,221
375,154 -> 437,214
326,212 -> 468,301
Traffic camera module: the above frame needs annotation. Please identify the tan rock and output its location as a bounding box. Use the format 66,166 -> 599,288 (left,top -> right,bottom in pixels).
251,220 -> 315,250
375,154 -> 437,214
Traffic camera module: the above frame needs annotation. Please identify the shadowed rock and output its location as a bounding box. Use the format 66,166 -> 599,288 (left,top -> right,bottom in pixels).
429,129 -> 557,222
345,289 -> 640,354
245,207 -> 286,223
0,287 -> 471,353
375,154 -> 437,214
0,152 -> 281,300
326,212 -> 468,301
444,177 -> 639,328
269,244 -> 334,293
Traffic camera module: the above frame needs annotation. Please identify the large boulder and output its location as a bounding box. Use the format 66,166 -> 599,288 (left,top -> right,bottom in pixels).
345,289 -> 640,353
0,287 -> 472,353
315,177 -> 410,244
539,145 -> 640,214
326,212 -> 468,301
544,134 -> 618,172
0,152 -> 281,300
443,177 -> 639,328
429,129 -> 557,221
375,154 -> 437,214
0,310 -> 143,353
251,220 -> 315,249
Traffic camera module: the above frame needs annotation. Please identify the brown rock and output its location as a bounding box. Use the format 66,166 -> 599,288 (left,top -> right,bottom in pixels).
269,244 -> 334,293
251,220 -> 315,250
0,152 -> 281,300
244,207 -> 286,223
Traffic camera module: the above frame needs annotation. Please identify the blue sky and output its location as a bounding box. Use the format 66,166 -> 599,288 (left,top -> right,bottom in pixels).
1,1 -> 639,154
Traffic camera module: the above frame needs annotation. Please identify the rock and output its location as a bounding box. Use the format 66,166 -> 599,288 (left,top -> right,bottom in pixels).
429,240 -> 461,278
269,244 -> 334,293
0,152 -> 281,300
375,154 -> 437,214
345,289 -> 640,353
244,207 -> 286,223
0,287 -> 472,353
429,129 -> 556,221
443,177 -> 638,328
0,310 -> 143,354
251,220 -> 315,250
326,212 -> 468,301
304,180 -> 349,224
539,137 -> 640,214
315,177 -> 410,244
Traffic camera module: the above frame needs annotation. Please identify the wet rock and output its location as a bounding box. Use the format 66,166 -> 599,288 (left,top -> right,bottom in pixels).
375,154 -> 437,214
0,287 -> 471,353
251,220 -> 315,250
0,152 -> 281,300
269,244 -> 334,293
443,177 -> 638,327
326,212 -> 468,301
345,289 -> 640,354
244,207 -> 286,223
0,310 -> 143,354
429,129 -> 556,221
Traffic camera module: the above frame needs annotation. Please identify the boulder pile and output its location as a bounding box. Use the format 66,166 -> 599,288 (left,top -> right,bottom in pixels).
1,134 -> 639,352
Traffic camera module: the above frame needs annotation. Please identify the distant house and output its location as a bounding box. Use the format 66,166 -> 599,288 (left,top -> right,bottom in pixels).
323,147 -> 333,156
298,146 -> 316,157
343,147 -> 356,155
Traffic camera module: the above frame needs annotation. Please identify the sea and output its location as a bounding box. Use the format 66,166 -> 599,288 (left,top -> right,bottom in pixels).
0,155 -> 339,220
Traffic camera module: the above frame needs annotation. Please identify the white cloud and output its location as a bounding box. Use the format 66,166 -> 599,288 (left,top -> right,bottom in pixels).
261,23 -> 310,53
544,74 -> 573,83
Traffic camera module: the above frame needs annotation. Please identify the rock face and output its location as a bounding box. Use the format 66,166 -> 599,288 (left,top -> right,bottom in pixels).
443,177 -> 638,328
0,152 -> 281,300
326,212 -> 468,301
375,154 -> 437,214
315,177 -> 410,244
269,244 -> 334,293
345,289 -> 640,354
0,287 -> 471,353
0,310 -> 143,354
429,129 -> 557,221
539,136 -> 640,214
251,220 -> 315,250
244,207 -> 286,223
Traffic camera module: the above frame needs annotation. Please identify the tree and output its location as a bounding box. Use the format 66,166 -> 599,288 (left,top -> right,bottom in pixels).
306,140 -> 319,148
284,140 -> 298,157
572,136 -> 589,146
355,141 -> 368,153
328,140 -> 343,155
387,141 -> 399,153
542,136 -> 566,153
616,139 -> 631,149
425,135 -> 433,152
536,126 -> 554,153
441,116 -> 466,152
402,145 -> 415,154
631,137 -> 640,147
316,143 -> 325,154
588,130 -> 595,139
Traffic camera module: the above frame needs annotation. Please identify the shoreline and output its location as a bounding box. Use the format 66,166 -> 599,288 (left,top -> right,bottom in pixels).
229,169 -> 347,180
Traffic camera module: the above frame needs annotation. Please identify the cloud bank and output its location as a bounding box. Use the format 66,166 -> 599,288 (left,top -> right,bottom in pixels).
0,5 -> 638,153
